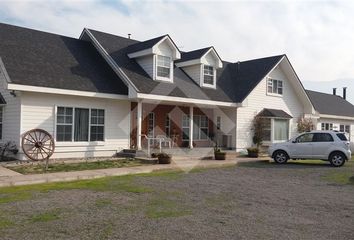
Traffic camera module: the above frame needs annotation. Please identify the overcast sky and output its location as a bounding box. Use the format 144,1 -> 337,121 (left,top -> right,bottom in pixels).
0,0 -> 353,103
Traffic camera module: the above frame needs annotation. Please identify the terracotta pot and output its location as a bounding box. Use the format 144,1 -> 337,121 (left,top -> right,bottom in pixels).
214,152 -> 226,160
158,156 -> 172,164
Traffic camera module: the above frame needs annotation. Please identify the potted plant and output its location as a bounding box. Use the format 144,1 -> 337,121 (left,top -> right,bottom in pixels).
214,145 -> 226,160
157,152 -> 172,164
247,147 -> 259,158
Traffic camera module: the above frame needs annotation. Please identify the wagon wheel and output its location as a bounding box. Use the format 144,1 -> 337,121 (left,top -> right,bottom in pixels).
22,129 -> 55,161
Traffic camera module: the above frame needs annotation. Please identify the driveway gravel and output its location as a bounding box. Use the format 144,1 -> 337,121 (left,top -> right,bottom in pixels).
0,160 -> 353,240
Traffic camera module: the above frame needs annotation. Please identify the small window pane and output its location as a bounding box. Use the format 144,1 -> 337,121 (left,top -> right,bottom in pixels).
296,133 -> 314,143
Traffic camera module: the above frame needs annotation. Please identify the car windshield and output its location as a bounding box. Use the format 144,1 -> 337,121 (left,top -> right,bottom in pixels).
336,133 -> 348,141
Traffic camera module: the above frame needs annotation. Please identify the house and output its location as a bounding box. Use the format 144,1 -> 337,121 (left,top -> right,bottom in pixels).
306,89 -> 354,150
0,22 -> 351,160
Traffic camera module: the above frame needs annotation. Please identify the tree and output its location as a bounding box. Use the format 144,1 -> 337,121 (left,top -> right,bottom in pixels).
297,117 -> 314,133
252,115 -> 266,148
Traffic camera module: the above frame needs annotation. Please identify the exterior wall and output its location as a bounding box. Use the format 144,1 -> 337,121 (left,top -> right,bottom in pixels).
182,64 -> 201,85
19,92 -> 130,160
203,51 -> 217,66
316,117 -> 354,152
136,56 -> 154,79
236,65 -> 305,151
0,70 -> 21,147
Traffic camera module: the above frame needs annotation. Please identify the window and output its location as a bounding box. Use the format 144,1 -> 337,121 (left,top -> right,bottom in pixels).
56,107 -> 73,142
216,116 -> 221,130
147,112 -> 155,137
203,65 -> 214,85
156,55 -> 171,79
182,114 -> 190,140
321,123 -> 333,131
296,133 -> 314,143
337,133 -> 348,141
262,118 -> 271,141
90,109 -> 105,141
0,107 -> 3,140
165,114 -> 170,137
274,119 -> 289,141
56,107 -> 105,142
267,78 -> 283,95
192,115 -> 209,140
313,133 -> 334,142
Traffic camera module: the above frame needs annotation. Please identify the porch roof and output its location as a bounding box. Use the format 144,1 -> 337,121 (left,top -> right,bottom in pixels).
258,108 -> 292,119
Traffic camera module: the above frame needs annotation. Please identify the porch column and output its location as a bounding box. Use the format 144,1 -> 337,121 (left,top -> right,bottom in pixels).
136,101 -> 142,150
189,106 -> 193,149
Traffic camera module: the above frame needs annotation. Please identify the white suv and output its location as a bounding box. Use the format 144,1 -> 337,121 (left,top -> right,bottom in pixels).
268,131 -> 351,167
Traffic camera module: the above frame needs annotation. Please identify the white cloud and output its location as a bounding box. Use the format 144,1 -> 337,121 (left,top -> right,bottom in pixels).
1,0 -> 354,88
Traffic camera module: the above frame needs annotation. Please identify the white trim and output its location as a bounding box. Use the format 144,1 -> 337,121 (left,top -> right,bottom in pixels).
135,93 -> 240,107
201,64 -> 216,89
319,114 -> 354,121
7,84 -> 129,100
175,48 -> 223,69
81,29 -> 139,92
175,59 -> 201,68
155,55 -> 173,82
128,49 -> 154,58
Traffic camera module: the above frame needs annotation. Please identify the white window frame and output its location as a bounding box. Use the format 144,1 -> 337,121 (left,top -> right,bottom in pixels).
267,78 -> 283,96
55,106 -> 105,143
340,124 -> 351,140
155,55 -> 173,82
0,106 -> 3,140
261,117 -> 290,144
321,123 -> 333,131
90,109 -> 105,142
182,114 -> 190,141
190,115 -> 209,141
147,112 -> 155,138
165,114 -> 171,137
201,64 -> 216,88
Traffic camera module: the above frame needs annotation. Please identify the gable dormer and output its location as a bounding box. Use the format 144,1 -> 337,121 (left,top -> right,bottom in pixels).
127,35 -> 180,82
175,47 -> 223,89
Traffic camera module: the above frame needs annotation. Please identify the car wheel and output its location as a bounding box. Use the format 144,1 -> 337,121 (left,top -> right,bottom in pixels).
273,150 -> 289,164
329,152 -> 346,167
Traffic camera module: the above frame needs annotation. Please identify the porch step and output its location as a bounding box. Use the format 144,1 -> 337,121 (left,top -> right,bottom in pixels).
116,149 -> 148,158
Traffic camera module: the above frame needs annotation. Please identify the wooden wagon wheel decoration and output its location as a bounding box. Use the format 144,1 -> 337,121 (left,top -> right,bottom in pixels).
22,129 -> 55,161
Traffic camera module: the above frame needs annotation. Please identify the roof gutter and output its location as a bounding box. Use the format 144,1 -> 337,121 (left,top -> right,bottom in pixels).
135,93 -> 241,107
318,113 -> 354,121
81,28 -> 139,92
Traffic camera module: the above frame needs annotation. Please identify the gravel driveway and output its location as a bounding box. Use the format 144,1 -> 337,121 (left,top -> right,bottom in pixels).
0,160 -> 353,240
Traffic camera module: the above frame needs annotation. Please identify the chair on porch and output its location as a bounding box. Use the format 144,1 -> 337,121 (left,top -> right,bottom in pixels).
156,135 -> 172,149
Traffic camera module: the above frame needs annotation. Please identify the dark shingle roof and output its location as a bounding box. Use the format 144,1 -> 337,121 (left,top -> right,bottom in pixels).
176,47 -> 211,63
0,23 -> 128,95
126,35 -> 166,54
0,93 -> 6,104
88,29 -> 284,103
258,108 -> 293,119
306,90 -> 354,117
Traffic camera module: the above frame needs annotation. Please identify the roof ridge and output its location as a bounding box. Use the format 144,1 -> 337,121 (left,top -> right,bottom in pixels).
235,54 -> 285,64
0,21 -> 79,41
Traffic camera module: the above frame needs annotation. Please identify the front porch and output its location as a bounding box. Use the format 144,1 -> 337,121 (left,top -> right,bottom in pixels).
129,102 -> 236,152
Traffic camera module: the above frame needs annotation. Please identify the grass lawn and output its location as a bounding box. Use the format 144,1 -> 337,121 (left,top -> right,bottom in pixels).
0,161 -> 354,239
7,158 -> 147,175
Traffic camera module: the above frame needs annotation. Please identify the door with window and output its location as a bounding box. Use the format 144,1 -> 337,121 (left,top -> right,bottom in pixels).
147,112 -> 155,138
311,133 -> 334,159
291,133 -> 314,158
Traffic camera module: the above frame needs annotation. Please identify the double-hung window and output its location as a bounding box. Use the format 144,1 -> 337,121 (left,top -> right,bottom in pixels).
90,109 -> 105,141
203,65 -> 214,85
56,107 -> 105,142
156,55 -> 171,79
165,114 -> 171,137
267,78 -> 283,95
192,115 -> 209,140
182,115 -> 190,140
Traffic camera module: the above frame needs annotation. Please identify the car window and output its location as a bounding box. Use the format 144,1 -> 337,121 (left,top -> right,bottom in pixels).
296,133 -> 314,143
313,133 -> 334,142
337,133 -> 348,141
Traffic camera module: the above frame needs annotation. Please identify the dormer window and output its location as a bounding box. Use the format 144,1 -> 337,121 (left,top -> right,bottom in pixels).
156,55 -> 171,79
203,65 -> 214,85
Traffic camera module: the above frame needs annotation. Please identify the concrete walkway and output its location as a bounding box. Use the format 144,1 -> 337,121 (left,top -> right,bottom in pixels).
0,158 -> 260,187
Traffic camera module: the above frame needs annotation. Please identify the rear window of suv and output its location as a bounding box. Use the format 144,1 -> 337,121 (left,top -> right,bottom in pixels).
337,133 -> 348,141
